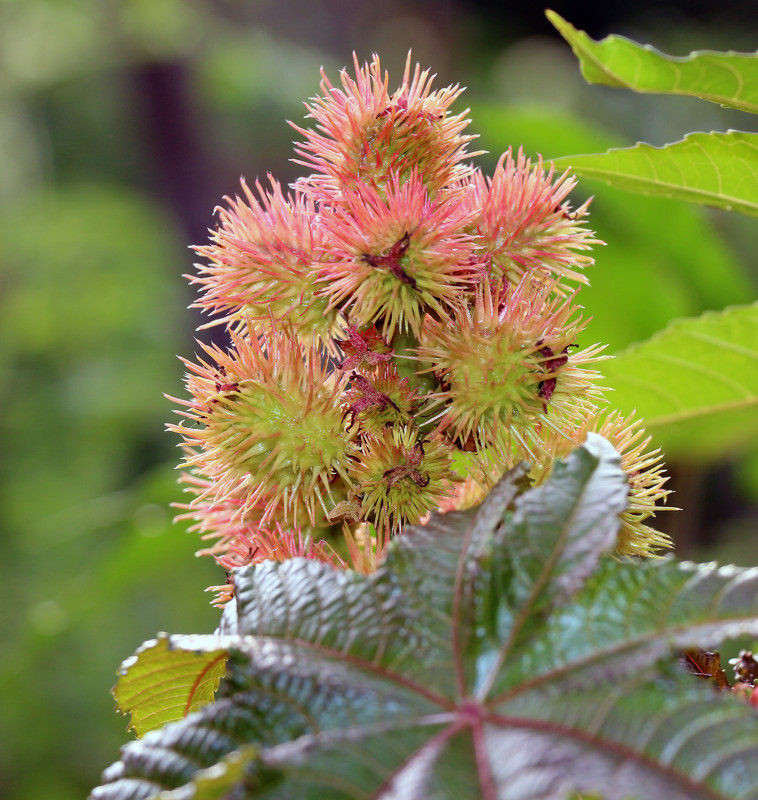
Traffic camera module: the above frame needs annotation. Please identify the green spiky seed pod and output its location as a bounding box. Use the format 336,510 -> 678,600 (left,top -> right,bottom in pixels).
349,425 -> 454,534
416,277 -> 606,462
169,323 -> 356,526
539,409 -> 673,557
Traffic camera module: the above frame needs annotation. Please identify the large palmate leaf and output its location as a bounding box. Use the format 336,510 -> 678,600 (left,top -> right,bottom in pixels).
91,436 -> 758,800
603,302 -> 758,459
547,10 -> 758,113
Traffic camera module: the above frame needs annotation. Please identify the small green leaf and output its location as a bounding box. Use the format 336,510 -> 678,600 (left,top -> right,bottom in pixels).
602,303 -> 758,459
553,132 -> 758,217
113,633 -> 228,736
547,10 -> 758,113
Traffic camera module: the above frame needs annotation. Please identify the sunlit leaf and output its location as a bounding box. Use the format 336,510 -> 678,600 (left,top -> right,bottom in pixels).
547,12 -> 758,214
113,633 -> 228,736
547,10 -> 758,114
472,104 -> 754,353
91,438 -> 758,800
552,132 -> 758,217
602,303 -> 758,459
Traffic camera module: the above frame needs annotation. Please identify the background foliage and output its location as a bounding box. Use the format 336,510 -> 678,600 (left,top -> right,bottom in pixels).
1,1 -> 757,799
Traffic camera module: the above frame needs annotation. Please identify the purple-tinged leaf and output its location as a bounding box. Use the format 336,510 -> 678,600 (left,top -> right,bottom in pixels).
92,439 -> 758,800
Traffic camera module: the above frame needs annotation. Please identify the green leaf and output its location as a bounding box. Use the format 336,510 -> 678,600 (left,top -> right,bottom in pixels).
552,132 -> 758,217
602,303 -> 758,459
472,104 -> 754,353
113,633 -> 228,736
547,10 -> 758,114
547,13 -> 758,214
91,438 -> 758,800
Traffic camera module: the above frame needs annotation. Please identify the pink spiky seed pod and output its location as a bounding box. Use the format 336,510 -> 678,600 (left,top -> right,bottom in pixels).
205,519 -> 346,575
348,425 -> 454,535
204,522 -> 346,606
466,148 -> 601,287
191,177 -> 343,351
173,468 -> 340,563
173,469 -> 272,550
292,52 -> 480,199
416,276 -> 606,463
316,174 -> 479,339
168,323 -> 356,527
201,521 -> 346,605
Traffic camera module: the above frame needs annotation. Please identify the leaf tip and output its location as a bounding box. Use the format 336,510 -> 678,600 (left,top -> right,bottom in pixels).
545,9 -> 574,38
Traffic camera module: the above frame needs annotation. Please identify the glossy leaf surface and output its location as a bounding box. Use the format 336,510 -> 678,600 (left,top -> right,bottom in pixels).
91,437 -> 758,800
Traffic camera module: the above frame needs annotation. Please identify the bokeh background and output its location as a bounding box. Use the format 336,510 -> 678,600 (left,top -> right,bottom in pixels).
1,1 -> 757,798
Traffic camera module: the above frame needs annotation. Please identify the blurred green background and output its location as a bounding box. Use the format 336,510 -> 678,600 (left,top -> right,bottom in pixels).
1,1 -> 757,798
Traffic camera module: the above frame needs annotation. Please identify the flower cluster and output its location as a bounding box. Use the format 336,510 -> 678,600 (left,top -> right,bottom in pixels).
171,53 -> 672,600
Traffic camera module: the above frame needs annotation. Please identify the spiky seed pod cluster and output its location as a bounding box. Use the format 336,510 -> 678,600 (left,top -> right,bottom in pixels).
172,53 -> 674,595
